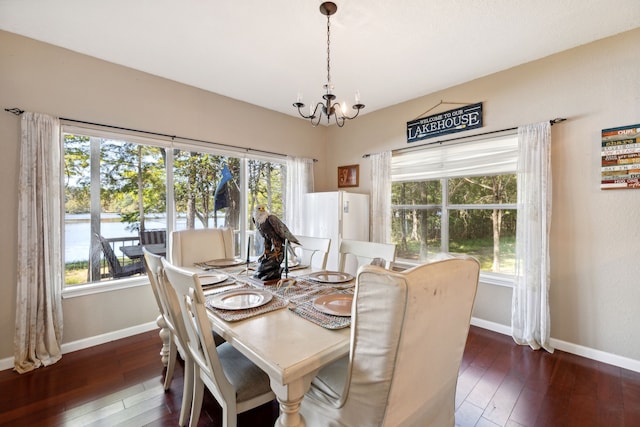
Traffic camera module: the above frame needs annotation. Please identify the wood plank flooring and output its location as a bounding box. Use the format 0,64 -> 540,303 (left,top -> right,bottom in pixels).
1,326 -> 639,426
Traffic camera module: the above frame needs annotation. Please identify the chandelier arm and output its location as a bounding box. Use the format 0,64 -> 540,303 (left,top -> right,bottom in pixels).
311,103 -> 324,127
293,103 -> 312,119
341,104 -> 365,120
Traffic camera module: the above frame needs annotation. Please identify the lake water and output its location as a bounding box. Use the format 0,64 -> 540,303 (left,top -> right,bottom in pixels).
65,214 -> 224,262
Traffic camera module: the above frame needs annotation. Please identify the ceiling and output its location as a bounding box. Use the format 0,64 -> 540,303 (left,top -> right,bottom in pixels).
1,0 -> 639,122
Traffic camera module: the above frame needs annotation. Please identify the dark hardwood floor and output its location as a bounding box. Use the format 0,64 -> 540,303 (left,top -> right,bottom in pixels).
1,326 -> 639,426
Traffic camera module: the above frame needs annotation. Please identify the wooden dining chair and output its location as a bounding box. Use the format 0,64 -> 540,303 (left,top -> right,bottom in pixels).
293,235 -> 331,270
169,228 -> 235,267
161,259 -> 275,427
337,239 -> 396,276
143,249 -> 192,426
300,257 -> 481,427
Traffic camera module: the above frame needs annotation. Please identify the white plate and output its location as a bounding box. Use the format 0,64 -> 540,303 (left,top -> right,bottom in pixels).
313,294 -> 353,317
208,289 -> 273,310
198,273 -> 228,286
307,271 -> 354,284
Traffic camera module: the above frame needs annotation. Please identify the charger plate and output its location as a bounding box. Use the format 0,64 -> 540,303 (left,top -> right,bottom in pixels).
312,294 -> 353,317
307,271 -> 354,284
208,288 -> 273,310
198,273 -> 228,286
203,258 -> 246,268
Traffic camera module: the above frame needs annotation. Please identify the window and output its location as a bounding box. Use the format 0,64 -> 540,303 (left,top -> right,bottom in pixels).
391,133 -> 518,279
63,127 -> 285,290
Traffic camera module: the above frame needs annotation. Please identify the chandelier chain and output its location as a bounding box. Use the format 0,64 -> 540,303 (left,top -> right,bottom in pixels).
326,13 -> 331,85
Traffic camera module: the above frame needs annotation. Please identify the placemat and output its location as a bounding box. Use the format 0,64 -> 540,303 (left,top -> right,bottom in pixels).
205,285 -> 288,322
289,301 -> 351,330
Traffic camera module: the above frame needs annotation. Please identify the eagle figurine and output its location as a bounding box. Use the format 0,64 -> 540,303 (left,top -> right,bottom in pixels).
252,205 -> 299,280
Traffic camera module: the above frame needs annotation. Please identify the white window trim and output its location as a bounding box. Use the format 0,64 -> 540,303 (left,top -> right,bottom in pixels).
61,124 -> 287,297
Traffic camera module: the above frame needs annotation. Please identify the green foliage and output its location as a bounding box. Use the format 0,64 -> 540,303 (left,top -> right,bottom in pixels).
391,174 -> 517,273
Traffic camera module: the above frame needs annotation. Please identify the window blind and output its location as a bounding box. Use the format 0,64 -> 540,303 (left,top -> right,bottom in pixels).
391,133 -> 518,182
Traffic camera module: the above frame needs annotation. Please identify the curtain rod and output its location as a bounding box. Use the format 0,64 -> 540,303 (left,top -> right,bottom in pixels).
362,118 -> 567,158
5,107 -> 318,162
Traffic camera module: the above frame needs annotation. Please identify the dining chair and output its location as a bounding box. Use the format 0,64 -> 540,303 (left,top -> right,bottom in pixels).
140,228 -> 166,245
300,257 -> 481,427
161,259 -> 275,427
293,235 -> 331,270
169,228 -> 235,267
337,239 -> 396,276
143,248 -> 193,426
96,234 -> 145,278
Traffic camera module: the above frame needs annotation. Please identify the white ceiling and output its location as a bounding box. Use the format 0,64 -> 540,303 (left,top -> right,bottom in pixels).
1,0 -> 639,121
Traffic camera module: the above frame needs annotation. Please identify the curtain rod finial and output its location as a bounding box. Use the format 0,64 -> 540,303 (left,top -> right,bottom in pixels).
550,117 -> 566,125
5,107 -> 24,116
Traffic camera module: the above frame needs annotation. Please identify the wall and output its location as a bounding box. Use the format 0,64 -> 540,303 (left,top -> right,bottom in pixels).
0,30 -> 328,361
322,29 -> 640,362
1,28 -> 639,366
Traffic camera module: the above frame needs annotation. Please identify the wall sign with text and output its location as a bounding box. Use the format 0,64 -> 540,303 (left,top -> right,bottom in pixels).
406,102 -> 483,143
601,124 -> 640,190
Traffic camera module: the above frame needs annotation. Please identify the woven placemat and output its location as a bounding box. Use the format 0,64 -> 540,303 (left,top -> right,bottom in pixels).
289,302 -> 351,330
205,286 -> 288,322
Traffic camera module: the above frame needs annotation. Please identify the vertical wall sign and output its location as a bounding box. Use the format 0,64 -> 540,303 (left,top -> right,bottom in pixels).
601,124 -> 640,190
406,102 -> 483,143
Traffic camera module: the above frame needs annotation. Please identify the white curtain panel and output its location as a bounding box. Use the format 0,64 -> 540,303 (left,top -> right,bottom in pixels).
512,121 -> 553,352
370,151 -> 392,243
285,157 -> 314,234
14,112 -> 64,373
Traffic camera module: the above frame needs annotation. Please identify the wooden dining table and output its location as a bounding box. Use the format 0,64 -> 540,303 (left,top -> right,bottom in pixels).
197,266 -> 352,427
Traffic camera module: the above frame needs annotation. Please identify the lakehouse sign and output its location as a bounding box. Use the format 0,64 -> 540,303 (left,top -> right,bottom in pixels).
407,102 -> 483,143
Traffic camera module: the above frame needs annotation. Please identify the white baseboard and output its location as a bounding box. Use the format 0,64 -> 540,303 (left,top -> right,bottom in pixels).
549,337 -> 640,373
3,319 -> 639,374
470,317 -> 640,373
470,317 -> 512,335
0,321 -> 158,372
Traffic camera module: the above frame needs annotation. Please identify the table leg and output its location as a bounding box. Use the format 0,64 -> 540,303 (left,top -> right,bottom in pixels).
270,376 -> 314,427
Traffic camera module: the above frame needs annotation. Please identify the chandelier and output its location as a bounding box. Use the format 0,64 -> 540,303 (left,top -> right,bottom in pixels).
293,2 -> 365,127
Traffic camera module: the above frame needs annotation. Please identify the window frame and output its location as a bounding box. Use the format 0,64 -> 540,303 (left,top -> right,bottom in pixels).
390,132 -> 518,287
61,125 -> 286,298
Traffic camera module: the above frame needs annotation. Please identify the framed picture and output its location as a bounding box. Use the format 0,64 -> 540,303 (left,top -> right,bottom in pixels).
338,164 -> 359,188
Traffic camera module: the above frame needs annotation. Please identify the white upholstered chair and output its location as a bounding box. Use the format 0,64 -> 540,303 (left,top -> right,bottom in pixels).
169,227 -> 235,267
300,257 -> 481,427
143,248 -> 193,426
161,259 -> 275,427
293,235 -> 331,270
337,239 -> 396,275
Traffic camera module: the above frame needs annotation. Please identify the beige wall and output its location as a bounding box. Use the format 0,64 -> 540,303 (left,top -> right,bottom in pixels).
325,29 -> 640,361
0,30 -> 328,360
1,28 -> 639,364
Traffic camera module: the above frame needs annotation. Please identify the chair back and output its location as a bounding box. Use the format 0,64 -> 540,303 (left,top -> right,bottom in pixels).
161,260 -> 236,405
338,239 -> 396,275
140,229 -> 166,245
145,252 -> 195,425
293,235 -> 331,270
301,257 -> 480,426
169,228 -> 234,267
142,248 -> 168,320
96,234 -> 144,278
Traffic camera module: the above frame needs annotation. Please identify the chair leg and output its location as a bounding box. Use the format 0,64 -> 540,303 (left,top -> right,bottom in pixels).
178,357 -> 194,427
222,400 -> 237,427
163,338 -> 177,391
189,367 -> 205,427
